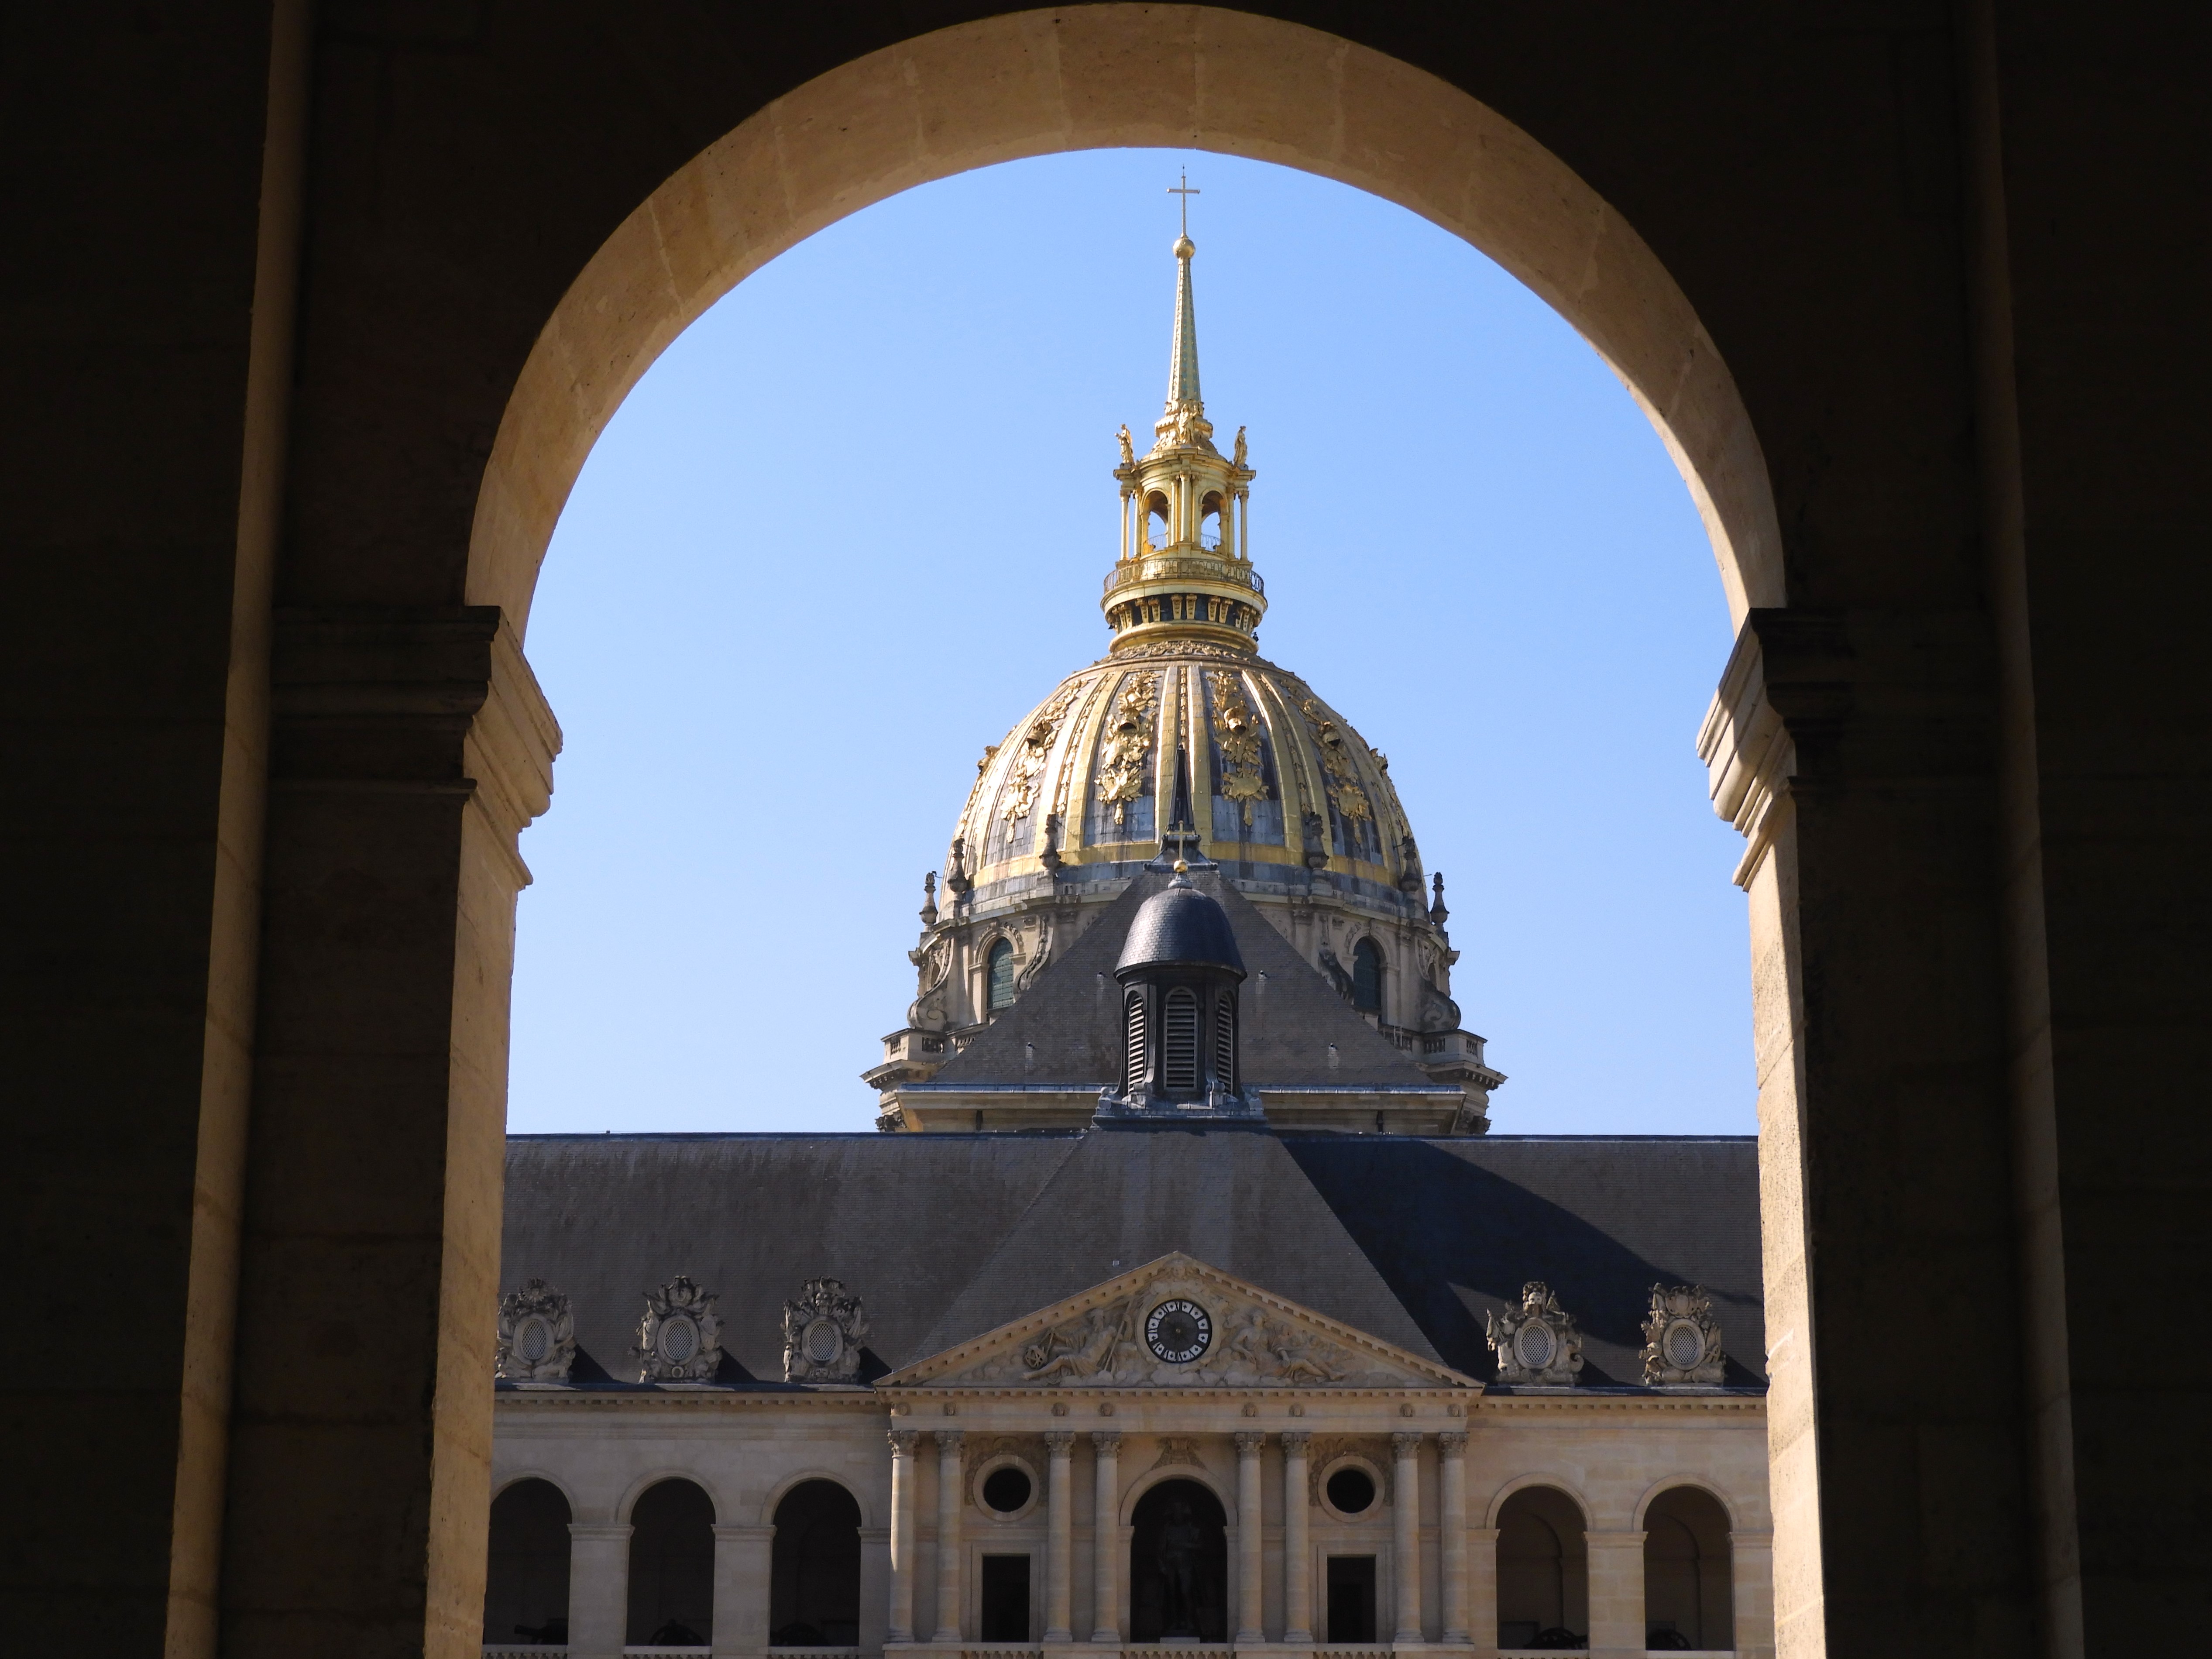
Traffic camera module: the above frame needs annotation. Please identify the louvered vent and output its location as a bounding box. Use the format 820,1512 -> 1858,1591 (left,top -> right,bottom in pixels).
1212,992 -> 1235,1092
1163,988 -> 1200,1092
1123,989 -> 1147,1092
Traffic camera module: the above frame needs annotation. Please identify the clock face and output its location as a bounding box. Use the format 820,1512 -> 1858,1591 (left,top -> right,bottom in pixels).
1145,1298 -> 1212,1364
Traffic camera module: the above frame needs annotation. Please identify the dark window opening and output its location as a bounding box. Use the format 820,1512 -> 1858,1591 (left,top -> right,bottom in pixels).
485,1478 -> 571,1645
1129,1478 -> 1227,1642
1163,988 -> 1199,1092
980,1555 -> 1032,1642
628,1478 -> 715,1647
1352,938 -> 1384,1014
982,1467 -> 1033,1514
1326,1556 -> 1377,1642
1326,1467 -> 1376,1515
986,940 -> 1016,1011
769,1479 -> 861,1647
1497,1485 -> 1587,1652
1642,1486 -> 1732,1651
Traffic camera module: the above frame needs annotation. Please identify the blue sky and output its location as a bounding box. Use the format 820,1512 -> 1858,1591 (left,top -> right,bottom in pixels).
508,149 -> 1752,1138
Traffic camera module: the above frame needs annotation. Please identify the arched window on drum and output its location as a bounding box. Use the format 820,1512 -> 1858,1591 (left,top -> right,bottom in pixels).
986,940 -> 1017,1013
1351,938 -> 1384,1016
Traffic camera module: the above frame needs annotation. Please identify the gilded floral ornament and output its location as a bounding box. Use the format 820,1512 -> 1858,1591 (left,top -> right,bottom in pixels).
1300,697 -> 1373,824
1096,675 -> 1159,825
1000,684 -> 1079,823
1207,670 -> 1269,825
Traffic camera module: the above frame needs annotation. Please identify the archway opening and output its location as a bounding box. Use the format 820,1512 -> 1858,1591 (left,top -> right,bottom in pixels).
1496,1485 -> 1588,1650
770,1479 -> 862,1646
1129,1478 -> 1228,1642
628,1479 -> 716,1648
484,1478 -> 571,1647
1643,1486 -> 1733,1651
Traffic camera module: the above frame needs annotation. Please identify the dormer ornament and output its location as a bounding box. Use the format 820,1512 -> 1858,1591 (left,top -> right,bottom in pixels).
635,1275 -> 722,1383
1487,1281 -> 1584,1387
783,1278 -> 869,1383
495,1278 -> 576,1383
1642,1283 -> 1727,1386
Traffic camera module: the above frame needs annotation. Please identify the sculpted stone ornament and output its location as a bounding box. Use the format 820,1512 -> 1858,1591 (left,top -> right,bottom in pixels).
1001,684 -> 1080,824
1642,1283 -> 1727,1386
1118,423 -> 1137,467
783,1278 -> 869,1383
495,1278 -> 576,1383
1486,1281 -> 1585,1388
1096,676 -> 1160,826
1207,670 -> 1269,826
635,1275 -> 723,1384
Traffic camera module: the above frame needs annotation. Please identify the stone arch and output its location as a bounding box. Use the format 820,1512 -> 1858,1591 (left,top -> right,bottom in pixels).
1119,1459 -> 1233,1527
1640,1484 -> 1735,1652
1493,1482 -> 1590,1651
484,1476 -> 573,1649
770,1477 -> 865,1647
618,1467 -> 724,1527
493,1468 -> 580,1512
1631,1474 -> 1741,1534
1481,1471 -> 1594,1532
626,1476 -> 718,1647
468,5 -> 1779,639
760,1468 -> 874,1531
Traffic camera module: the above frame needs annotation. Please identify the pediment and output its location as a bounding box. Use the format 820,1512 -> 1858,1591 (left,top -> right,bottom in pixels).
883,1253 -> 1478,1391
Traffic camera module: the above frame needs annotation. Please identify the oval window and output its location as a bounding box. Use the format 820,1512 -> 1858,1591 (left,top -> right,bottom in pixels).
982,1467 -> 1033,1513
1326,1467 -> 1376,1515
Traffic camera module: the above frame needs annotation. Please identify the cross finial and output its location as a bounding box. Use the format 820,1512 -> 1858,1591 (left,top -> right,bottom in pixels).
1168,168 -> 1200,239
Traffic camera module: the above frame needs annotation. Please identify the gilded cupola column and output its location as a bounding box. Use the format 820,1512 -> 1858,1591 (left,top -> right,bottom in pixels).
1102,228 -> 1264,654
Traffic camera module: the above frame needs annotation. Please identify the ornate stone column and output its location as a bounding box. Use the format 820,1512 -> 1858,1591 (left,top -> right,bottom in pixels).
1391,1432 -> 1424,1642
565,1521 -> 632,1659
1280,1432 -> 1312,1643
712,1522 -> 776,1658
1466,1527 -> 1500,1659
1729,1528 -> 1776,1659
1045,1431 -> 1076,1642
1436,1430 -> 1470,1643
1234,1432 -> 1266,1642
888,1429 -> 919,1642
1089,1431 -> 1122,1642
932,1429 -> 965,1642
1583,1529 -> 1646,1659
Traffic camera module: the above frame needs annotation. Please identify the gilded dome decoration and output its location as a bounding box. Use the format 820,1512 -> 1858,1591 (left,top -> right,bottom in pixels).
866,223 -> 1503,1132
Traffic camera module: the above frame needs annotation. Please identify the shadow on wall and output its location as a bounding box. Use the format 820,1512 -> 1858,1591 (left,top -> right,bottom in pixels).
1281,1139 -> 1765,1384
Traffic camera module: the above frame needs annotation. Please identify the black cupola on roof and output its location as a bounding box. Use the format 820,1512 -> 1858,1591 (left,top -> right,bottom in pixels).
1097,865 -> 1262,1128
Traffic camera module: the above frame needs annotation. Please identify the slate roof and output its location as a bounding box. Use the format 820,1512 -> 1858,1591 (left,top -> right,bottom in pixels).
500,1130 -> 1765,1391
931,868 -> 1439,1091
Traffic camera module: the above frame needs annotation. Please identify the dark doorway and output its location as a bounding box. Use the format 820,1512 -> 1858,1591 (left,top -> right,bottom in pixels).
627,1478 -> 716,1646
484,1478 -> 571,1645
1496,1485 -> 1587,1651
770,1479 -> 862,1645
1326,1555 -> 1377,1642
1642,1486 -> 1732,1650
979,1554 -> 1032,1641
1128,1478 -> 1228,1642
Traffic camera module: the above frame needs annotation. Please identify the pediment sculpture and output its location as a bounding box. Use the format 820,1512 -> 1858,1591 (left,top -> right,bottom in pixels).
886,1254 -> 1474,1391
1641,1283 -> 1727,1386
495,1278 -> 576,1383
635,1275 -> 723,1383
1486,1281 -> 1584,1387
783,1277 -> 869,1383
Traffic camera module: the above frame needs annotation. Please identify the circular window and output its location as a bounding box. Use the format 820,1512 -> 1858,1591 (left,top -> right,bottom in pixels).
1512,1321 -> 1556,1371
982,1467 -> 1033,1514
1145,1299 -> 1212,1364
516,1316 -> 550,1364
803,1316 -> 843,1365
659,1316 -> 698,1364
1325,1467 -> 1375,1515
1663,1320 -> 1706,1370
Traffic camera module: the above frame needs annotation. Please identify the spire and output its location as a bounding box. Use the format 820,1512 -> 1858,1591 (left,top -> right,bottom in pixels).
1156,172 -> 1212,453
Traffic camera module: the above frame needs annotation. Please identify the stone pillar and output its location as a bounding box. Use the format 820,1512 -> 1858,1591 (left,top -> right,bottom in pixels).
1436,1431 -> 1470,1643
888,1429 -> 919,1643
1466,1528 -> 1500,1659
566,1522 -> 632,1659
1280,1432 -> 1312,1643
1234,1432 -> 1266,1642
1729,1528 -> 1776,1659
1089,1432 -> 1122,1643
1391,1432 -> 1423,1642
932,1429 -> 965,1642
1583,1530 -> 1646,1659
712,1522 -> 776,1658
859,1525 -> 891,1653
1045,1431 -> 1076,1642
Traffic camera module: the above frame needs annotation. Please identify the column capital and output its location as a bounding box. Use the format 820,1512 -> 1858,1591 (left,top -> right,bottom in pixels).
1436,1429 -> 1469,1452
1091,1429 -> 1121,1452
1390,1429 -> 1424,1454
1044,1429 -> 1076,1451
1233,1430 -> 1266,1453
1279,1429 -> 1311,1450
888,1427 -> 920,1453
934,1427 -> 965,1450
